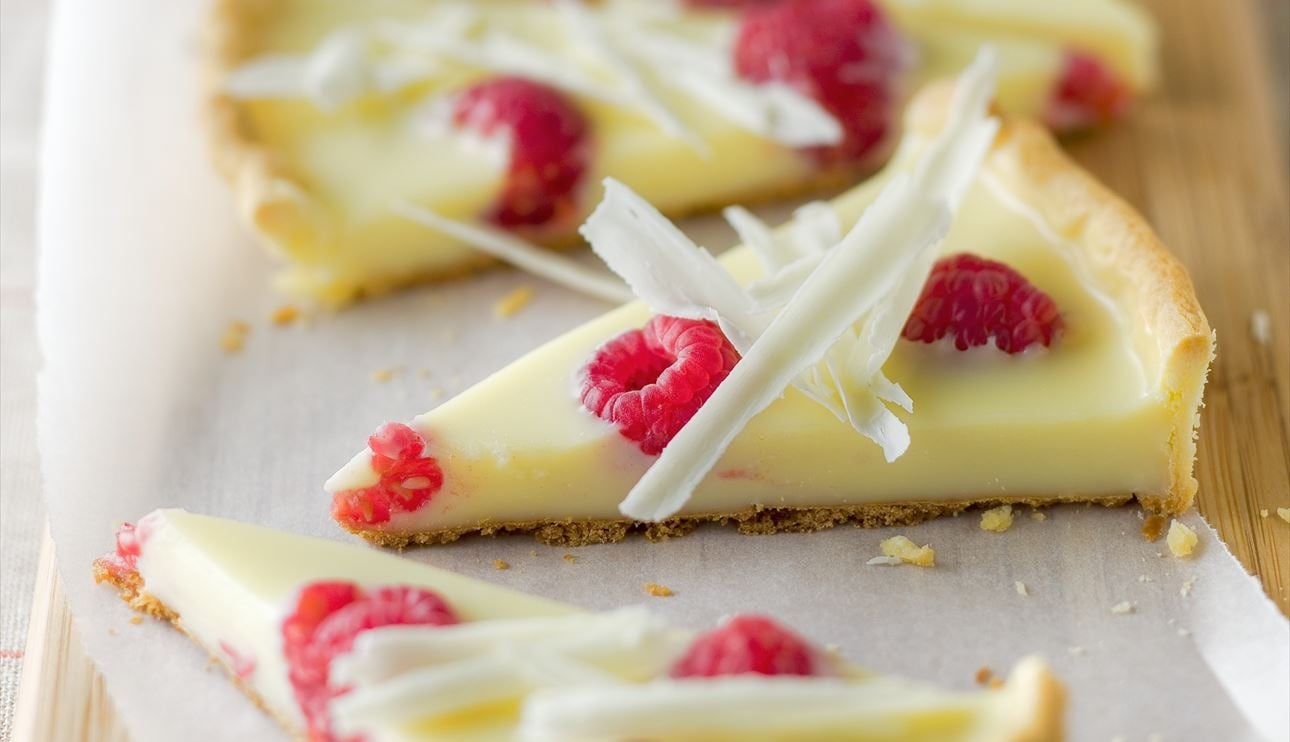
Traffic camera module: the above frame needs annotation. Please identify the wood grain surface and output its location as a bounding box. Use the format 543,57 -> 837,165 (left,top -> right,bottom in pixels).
14,0 -> 1290,739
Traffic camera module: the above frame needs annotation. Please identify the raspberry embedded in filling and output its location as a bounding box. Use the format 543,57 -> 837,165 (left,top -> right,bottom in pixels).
282,581 -> 459,741
580,315 -> 741,456
732,0 -> 909,168
671,614 -> 822,678
92,515 -> 158,582
451,76 -> 590,235
1044,50 -> 1134,133
902,253 -> 1063,353
332,423 -> 443,528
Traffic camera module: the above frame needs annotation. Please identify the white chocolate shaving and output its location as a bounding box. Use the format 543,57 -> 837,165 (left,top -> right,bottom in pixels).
393,201 -> 632,304
611,51 -> 998,521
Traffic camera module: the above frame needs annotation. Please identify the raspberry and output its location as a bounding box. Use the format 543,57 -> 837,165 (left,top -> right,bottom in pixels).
452,76 -> 590,234
580,316 -> 740,456
92,516 -> 157,581
902,253 -> 1063,353
282,581 -> 458,740
733,0 -> 908,167
671,614 -> 819,678
332,423 -> 443,528
1044,50 -> 1133,132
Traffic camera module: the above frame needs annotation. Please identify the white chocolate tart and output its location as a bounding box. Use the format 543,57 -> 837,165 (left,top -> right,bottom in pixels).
322,72 -> 1212,547
207,0 -> 1157,303
95,509 -> 1066,741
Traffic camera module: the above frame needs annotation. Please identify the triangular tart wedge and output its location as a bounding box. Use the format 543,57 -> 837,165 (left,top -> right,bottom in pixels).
209,0 -> 1155,303
95,509 -> 1066,741
322,81 -> 1212,548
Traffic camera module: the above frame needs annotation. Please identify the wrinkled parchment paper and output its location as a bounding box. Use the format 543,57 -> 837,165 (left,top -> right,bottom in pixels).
36,2 -> 1289,740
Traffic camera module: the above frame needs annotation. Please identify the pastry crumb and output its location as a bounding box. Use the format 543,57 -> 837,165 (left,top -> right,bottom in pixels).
1014,581 -> 1028,597
129,615 -> 143,625
1110,601 -> 1135,615
1177,627 -> 1191,637
107,627 -> 118,636
974,666 -> 994,686
643,582 -> 674,597
562,553 -> 579,564
429,387 -> 446,401
493,285 -> 535,318
1250,309 -> 1271,345
219,321 -> 250,353
1166,520 -> 1199,558
1140,514 -> 1168,542
372,367 -> 402,383
875,535 -> 935,567
988,677 -> 1004,690
980,505 -> 1014,532
1030,510 -> 1047,522
1278,507 -> 1290,523
865,556 -> 904,566
492,559 -> 510,570
1180,576 -> 1198,597
1260,508 -> 1269,518
1137,574 -> 1153,583
270,304 -> 300,326
1067,646 -> 1086,656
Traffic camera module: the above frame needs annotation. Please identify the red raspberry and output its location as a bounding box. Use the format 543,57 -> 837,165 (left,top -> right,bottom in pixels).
683,0 -> 777,8
1044,50 -> 1133,132
671,614 -> 819,678
733,0 -> 908,167
93,517 -> 157,581
902,253 -> 1063,353
282,581 -> 458,740
452,76 -> 590,234
580,316 -> 740,456
332,423 -> 443,528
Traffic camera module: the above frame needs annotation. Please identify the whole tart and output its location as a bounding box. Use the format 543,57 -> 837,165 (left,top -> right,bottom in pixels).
206,0 -> 1156,303
322,76 -> 1212,547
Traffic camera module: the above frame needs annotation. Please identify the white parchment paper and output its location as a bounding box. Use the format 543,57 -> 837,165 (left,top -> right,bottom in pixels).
36,2 -> 1289,740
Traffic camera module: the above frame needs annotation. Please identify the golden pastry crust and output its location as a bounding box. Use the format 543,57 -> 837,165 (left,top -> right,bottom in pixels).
203,1 -> 874,304
348,496 -> 1132,548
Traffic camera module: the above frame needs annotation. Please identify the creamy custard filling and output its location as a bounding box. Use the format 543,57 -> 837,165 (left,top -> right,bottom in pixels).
325,163 -> 1172,533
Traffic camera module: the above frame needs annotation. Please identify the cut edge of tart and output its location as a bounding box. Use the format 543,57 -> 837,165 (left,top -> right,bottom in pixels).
321,75 -> 1212,548
93,509 -> 1067,741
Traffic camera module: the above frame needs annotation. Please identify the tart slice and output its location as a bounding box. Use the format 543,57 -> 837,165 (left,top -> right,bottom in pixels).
210,0 -> 1156,303
324,67 -> 1212,547
95,509 -> 1065,740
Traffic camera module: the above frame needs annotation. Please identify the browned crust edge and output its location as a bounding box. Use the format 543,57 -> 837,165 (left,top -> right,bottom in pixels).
347,496 -> 1133,549
202,0 -> 868,305
92,563 -> 304,737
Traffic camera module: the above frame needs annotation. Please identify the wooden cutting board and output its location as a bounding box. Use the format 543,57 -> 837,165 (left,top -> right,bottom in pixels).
14,0 -> 1289,739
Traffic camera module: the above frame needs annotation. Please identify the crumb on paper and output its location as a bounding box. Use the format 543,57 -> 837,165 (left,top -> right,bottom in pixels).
429,387 -> 446,401
493,285 -> 536,319
974,667 -> 994,686
876,535 -> 935,567
220,320 -> 250,353
1014,581 -> 1029,597
129,615 -> 143,625
1177,627 -> 1191,638
1260,509 -> 1270,518
1067,646 -> 1086,656
980,505 -> 1014,532
529,549 -> 538,557
1138,575 -> 1153,583
1110,601 -> 1135,615
1180,576 -> 1198,598
372,367 -> 402,383
492,559 -> 510,570
1250,309 -> 1271,345
988,677 -> 1004,690
1030,510 -> 1047,522
1140,514 -> 1168,542
562,553 -> 579,564
270,304 -> 300,326
865,556 -> 904,566
1278,507 -> 1290,523
643,582 -> 674,597
1166,520 -> 1199,558
107,627 -> 118,636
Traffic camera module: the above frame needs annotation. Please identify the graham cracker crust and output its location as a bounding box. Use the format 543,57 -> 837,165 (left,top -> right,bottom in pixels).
348,495 -> 1135,549
92,564 -> 304,736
